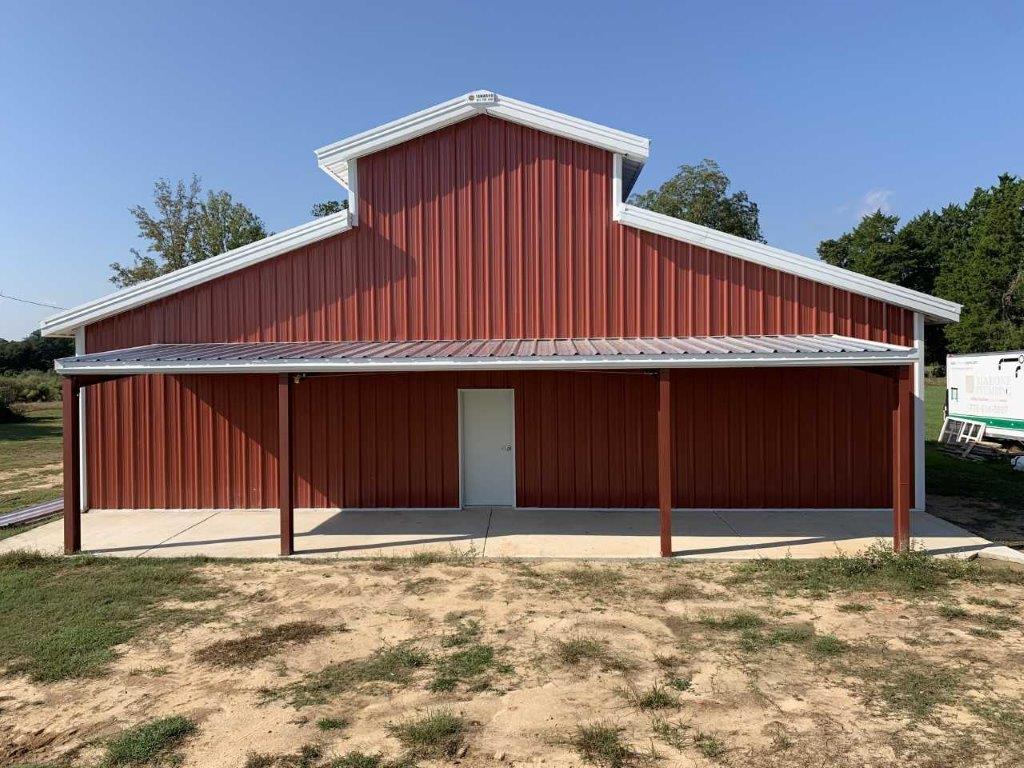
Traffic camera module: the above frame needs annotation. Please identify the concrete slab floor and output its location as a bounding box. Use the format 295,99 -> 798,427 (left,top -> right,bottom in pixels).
0,507 -> 997,560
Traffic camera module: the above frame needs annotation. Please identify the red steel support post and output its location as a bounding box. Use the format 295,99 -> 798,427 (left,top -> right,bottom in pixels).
278,373 -> 294,556
658,369 -> 673,557
892,366 -> 913,552
62,377 -> 81,554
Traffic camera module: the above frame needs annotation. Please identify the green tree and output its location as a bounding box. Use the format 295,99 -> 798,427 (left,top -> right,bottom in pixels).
630,158 -> 764,242
937,175 -> 1024,354
110,176 -> 267,287
818,174 -> 1024,360
0,330 -> 73,373
311,199 -> 348,218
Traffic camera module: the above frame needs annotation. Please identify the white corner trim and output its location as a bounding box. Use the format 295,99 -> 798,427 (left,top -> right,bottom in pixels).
615,204 -> 962,323
39,210 -> 353,337
314,91 -> 650,186
913,312 -> 926,511
611,154 -> 624,220
347,158 -> 359,227
75,328 -> 88,511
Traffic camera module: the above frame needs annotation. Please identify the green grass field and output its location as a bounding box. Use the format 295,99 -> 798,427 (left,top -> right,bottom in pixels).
924,379 -> 1022,511
0,403 -> 62,516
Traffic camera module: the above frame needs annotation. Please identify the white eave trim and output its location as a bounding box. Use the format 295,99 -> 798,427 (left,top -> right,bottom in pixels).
615,203 -> 962,324
39,210 -> 353,337
55,348 -> 916,376
314,91 -> 650,186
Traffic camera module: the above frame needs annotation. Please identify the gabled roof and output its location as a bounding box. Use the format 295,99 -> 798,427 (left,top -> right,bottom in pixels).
40,92 -> 960,337
39,210 -> 352,337
314,90 -> 650,196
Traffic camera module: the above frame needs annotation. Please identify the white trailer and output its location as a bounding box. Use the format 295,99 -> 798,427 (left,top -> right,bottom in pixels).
946,351 -> 1024,442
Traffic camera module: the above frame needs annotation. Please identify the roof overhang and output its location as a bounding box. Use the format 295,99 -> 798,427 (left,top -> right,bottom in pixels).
39,210 -> 352,338
314,91 -> 650,194
55,335 -> 917,377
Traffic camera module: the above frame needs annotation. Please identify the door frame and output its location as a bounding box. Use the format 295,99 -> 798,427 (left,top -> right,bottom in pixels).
458,388 -> 517,508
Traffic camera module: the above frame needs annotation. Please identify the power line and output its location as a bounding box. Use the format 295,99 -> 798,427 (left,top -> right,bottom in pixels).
0,292 -> 66,311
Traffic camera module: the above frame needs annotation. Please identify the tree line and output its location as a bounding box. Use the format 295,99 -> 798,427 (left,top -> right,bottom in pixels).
817,175 -> 1024,362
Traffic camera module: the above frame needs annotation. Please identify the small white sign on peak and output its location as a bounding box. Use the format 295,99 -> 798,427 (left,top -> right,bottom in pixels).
467,91 -> 497,104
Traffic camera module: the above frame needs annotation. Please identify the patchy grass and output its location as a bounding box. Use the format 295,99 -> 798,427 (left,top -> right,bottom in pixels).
104,715 -> 197,766
430,641 -> 508,692
265,644 -> 429,707
666,674 -> 691,692
402,576 -> 442,595
656,581 -> 706,601
731,544 -> 1019,598
812,634 -> 850,656
553,636 -> 633,671
387,709 -> 466,759
697,610 -> 766,631
315,716 -> 349,732
194,621 -> 335,668
938,604 -> 969,619
967,596 -> 1015,610
849,654 -> 962,719
738,622 -> 815,652
623,682 -> 679,711
558,565 -> 625,595
369,548 -> 478,571
440,616 -> 482,647
936,604 -> 1021,632
969,698 -> 1024,747
572,723 -> 641,768
651,717 -> 689,750
837,602 -> 872,613
243,743 -> 323,768
694,731 -> 727,759
0,552 -> 218,681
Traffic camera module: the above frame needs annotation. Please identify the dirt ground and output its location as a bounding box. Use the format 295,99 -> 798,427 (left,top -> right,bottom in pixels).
3,554 -> 1024,768
928,495 -> 1024,551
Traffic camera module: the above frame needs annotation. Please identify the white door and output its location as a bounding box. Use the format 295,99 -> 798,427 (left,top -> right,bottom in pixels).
460,389 -> 516,507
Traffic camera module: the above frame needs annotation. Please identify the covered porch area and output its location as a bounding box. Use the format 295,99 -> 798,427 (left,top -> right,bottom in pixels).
0,505 -> 992,560
53,334 -> 922,559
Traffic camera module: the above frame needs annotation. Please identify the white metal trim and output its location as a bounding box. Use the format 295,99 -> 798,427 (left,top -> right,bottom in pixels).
56,348 -> 917,376
74,328 -> 88,511
39,210 -> 353,337
347,158 -> 359,227
913,312 -> 926,511
314,91 -> 650,185
614,203 -> 962,323
611,153 -> 624,220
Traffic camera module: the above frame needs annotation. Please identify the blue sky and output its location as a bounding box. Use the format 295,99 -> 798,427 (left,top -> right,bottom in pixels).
1,1 -> 1021,338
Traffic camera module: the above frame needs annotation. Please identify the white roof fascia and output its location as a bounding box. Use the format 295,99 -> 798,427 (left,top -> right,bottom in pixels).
55,348 -> 916,376
615,203 -> 962,324
314,91 -> 650,186
39,210 -> 352,337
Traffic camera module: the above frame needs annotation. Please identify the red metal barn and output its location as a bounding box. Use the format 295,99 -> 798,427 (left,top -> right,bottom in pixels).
43,92 -> 960,556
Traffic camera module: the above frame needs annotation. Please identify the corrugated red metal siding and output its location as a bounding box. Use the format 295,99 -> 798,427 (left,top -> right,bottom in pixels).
86,369 -> 892,510
671,368 -> 893,508
84,114 -> 910,510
